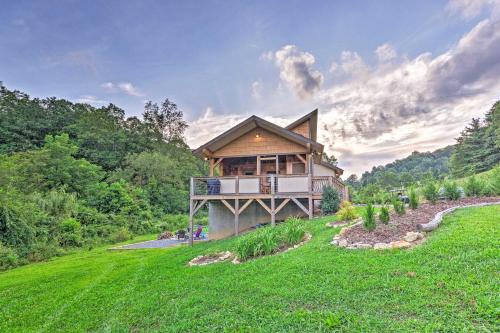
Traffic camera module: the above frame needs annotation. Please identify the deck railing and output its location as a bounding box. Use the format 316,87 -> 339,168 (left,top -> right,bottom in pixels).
191,175 -> 346,199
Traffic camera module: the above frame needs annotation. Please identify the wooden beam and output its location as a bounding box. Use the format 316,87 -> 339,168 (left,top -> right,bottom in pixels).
291,197 -> 309,215
221,199 -> 235,214
275,155 -> 279,174
188,199 -> 194,246
256,156 -> 261,175
238,199 -> 254,214
234,199 -> 239,236
209,159 -> 214,176
308,196 -> 313,219
275,198 -> 290,214
256,198 -> 271,214
193,199 -> 207,215
213,157 -> 224,168
295,154 -> 306,164
271,196 -> 276,226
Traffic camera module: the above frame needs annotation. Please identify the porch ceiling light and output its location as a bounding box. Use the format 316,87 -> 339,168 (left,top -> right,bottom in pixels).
255,132 -> 261,138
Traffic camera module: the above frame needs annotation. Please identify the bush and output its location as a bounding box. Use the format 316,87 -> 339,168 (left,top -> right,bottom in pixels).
363,204 -> 376,231
321,185 -> 340,214
408,187 -> 419,209
464,176 -> 485,197
488,166 -> 500,195
26,242 -> 60,262
379,206 -> 390,224
443,181 -> 461,200
337,201 -> 358,221
234,219 -> 305,261
58,218 -> 82,247
283,217 -> 305,245
422,181 -> 439,203
111,227 -> 132,243
392,199 -> 406,216
0,244 -> 19,271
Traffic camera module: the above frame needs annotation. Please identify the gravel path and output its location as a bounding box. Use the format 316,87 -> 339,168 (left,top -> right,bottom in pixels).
113,239 -> 187,249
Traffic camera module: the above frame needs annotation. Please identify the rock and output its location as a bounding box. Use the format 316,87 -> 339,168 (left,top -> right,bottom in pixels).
338,239 -> 348,247
352,243 -> 372,249
390,240 -> 411,249
403,232 -> 423,242
330,239 -> 339,246
374,243 -> 391,250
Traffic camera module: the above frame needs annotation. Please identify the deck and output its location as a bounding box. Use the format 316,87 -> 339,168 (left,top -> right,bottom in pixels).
188,175 -> 347,245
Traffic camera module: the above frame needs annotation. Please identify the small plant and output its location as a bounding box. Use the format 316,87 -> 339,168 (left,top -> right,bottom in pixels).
379,206 -> 390,224
337,201 -> 358,221
408,187 -> 419,209
464,176 -> 485,197
111,227 -> 132,243
443,181 -> 461,200
0,244 -> 19,271
58,218 -> 82,247
422,181 -> 439,203
363,203 -> 376,231
321,185 -> 340,214
392,199 -> 406,216
283,217 -> 305,245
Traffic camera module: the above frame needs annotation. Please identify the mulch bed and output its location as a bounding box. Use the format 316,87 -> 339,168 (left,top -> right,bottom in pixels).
343,197 -> 500,245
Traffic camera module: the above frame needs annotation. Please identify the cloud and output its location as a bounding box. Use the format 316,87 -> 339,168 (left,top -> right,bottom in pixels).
375,43 -> 397,62
76,95 -> 108,105
274,45 -> 323,99
100,82 -> 144,97
251,81 -> 262,100
259,51 -> 274,61
447,0 -> 500,19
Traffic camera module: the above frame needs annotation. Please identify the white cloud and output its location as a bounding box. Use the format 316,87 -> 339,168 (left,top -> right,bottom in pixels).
100,81 -> 144,97
251,81 -> 262,100
447,0 -> 500,19
375,43 -> 397,62
76,95 -> 107,105
259,51 -> 274,61
274,45 -> 324,99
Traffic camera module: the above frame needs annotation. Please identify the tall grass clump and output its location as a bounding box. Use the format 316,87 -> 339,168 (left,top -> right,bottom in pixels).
408,187 -> 419,209
464,176 -> 485,197
443,181 -> 461,200
422,181 -> 439,203
363,203 -> 376,231
234,218 -> 306,261
337,201 -> 358,221
379,206 -> 390,224
392,199 -> 406,216
321,185 -> 340,214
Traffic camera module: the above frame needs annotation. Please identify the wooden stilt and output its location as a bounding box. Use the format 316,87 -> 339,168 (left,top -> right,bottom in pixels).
189,199 -> 194,246
234,199 -> 239,236
308,196 -> 313,219
271,196 -> 275,226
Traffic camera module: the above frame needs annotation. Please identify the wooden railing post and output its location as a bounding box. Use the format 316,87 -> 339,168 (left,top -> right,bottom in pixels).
235,176 -> 239,195
190,177 -> 194,196
270,174 -> 275,195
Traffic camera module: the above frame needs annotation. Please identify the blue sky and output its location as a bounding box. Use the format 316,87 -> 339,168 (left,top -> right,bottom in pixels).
1,0 -> 499,175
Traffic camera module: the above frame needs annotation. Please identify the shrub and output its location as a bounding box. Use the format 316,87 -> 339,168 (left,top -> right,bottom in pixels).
443,181 -> 461,200
283,217 -> 305,245
363,204 -> 376,231
58,218 -> 82,247
422,181 -> 439,203
464,176 -> 485,197
111,227 -> 132,243
26,242 -> 60,262
321,185 -> 340,214
392,199 -> 406,216
488,166 -> 500,195
379,206 -> 390,224
337,201 -> 358,221
0,244 -> 19,271
408,187 -> 419,209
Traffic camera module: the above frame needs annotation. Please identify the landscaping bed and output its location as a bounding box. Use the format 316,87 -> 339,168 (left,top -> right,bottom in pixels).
339,197 -> 500,246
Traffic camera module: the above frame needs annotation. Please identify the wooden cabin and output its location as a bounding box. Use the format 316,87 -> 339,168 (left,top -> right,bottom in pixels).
189,109 -> 347,243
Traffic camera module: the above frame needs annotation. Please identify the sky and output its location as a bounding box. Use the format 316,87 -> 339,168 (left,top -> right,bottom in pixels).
1,0 -> 500,176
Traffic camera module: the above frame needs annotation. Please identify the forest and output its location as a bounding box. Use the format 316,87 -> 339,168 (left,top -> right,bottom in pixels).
0,85 -> 206,269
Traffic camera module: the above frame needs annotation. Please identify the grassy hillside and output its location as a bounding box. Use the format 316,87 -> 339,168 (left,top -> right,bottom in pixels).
0,206 -> 498,332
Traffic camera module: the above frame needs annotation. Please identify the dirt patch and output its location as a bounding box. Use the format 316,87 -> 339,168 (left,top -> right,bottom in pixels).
340,197 -> 500,246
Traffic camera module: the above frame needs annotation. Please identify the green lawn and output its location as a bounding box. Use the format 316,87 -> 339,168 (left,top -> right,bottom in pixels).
0,206 -> 498,332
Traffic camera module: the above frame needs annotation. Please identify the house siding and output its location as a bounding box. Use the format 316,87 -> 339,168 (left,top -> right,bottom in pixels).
289,120 -> 310,138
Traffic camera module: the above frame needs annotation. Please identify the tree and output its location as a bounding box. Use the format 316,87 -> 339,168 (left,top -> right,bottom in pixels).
143,99 -> 188,143
321,152 -> 338,166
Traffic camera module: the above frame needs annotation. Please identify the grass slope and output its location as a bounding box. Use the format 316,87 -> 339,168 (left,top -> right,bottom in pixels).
0,206 -> 498,332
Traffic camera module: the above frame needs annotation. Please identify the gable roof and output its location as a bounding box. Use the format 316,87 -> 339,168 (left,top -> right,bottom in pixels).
319,160 -> 344,176
193,115 -> 323,157
285,109 -> 318,141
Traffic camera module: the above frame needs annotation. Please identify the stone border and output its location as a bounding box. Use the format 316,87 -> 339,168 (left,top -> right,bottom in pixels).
325,217 -> 362,229
188,251 -> 233,266
418,201 -> 500,232
331,201 -> 500,250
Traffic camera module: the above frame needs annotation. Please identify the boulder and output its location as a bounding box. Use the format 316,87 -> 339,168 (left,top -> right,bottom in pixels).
338,239 -> 348,247
403,232 -> 423,242
390,240 -> 411,249
352,243 -> 372,249
374,243 -> 391,250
